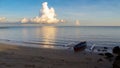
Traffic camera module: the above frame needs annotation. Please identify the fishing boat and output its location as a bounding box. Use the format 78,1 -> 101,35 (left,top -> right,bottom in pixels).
74,41 -> 87,52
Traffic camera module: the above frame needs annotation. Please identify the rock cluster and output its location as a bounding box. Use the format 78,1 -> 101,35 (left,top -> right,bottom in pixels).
113,46 -> 120,68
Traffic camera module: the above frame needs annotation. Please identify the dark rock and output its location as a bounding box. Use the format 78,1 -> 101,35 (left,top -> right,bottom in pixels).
104,47 -> 108,49
104,53 -> 114,62
115,56 -> 120,60
113,46 -> 120,55
97,49 -> 101,51
113,56 -> 120,68
98,53 -> 104,56
112,46 -> 120,68
105,52 -> 114,58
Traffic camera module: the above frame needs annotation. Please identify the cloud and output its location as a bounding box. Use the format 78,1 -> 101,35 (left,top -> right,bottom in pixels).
21,2 -> 64,24
75,20 -> 80,26
0,17 -> 7,22
21,18 -> 29,23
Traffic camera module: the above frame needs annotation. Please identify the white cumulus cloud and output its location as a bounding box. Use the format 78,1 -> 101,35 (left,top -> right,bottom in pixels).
21,18 -> 29,23
0,17 -> 7,22
21,2 -> 64,24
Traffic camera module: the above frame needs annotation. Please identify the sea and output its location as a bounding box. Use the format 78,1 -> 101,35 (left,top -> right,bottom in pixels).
0,24 -> 120,50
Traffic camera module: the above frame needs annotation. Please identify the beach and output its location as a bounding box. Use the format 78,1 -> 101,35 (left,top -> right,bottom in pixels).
0,43 -> 113,68
0,0 -> 120,67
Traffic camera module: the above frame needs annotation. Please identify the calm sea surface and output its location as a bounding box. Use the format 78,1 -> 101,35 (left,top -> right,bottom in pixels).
0,26 -> 120,48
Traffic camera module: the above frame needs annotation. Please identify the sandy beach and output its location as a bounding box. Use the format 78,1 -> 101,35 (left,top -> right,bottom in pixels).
0,43 -> 113,68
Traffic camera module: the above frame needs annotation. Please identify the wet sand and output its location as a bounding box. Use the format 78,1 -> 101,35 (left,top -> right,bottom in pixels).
0,43 -> 112,68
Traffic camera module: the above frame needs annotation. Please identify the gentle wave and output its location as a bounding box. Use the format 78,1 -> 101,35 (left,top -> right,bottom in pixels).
0,26 -> 120,49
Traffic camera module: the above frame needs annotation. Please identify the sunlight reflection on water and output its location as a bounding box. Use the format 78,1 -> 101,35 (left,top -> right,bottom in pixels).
0,26 -> 120,48
41,26 -> 56,48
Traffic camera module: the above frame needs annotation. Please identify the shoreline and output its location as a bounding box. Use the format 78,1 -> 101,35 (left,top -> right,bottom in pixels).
0,39 -> 71,49
0,42 -> 113,68
0,39 -> 115,51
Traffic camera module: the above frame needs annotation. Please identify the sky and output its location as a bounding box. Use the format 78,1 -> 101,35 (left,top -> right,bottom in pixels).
0,0 -> 120,26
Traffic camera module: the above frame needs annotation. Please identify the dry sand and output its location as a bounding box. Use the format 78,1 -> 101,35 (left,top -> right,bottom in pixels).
0,43 -> 113,68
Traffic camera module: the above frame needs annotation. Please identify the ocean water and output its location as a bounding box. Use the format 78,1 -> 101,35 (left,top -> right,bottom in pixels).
0,26 -> 120,48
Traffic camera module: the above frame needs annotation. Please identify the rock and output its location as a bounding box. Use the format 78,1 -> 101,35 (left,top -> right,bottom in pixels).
97,49 -> 101,51
112,46 -> 120,55
104,52 -> 114,62
112,46 -> 120,68
105,52 -> 114,58
98,53 -> 104,56
113,56 -> 120,68
104,47 -> 108,49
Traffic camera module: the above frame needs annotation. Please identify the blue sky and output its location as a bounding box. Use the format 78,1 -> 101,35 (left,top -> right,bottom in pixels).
0,0 -> 120,26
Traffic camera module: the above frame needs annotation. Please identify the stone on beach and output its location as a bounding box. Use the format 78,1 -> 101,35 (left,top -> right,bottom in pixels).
112,46 -> 120,68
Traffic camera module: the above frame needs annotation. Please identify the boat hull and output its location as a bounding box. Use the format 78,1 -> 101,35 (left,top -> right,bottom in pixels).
74,41 -> 87,52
